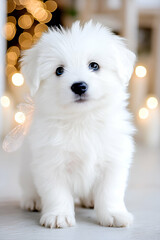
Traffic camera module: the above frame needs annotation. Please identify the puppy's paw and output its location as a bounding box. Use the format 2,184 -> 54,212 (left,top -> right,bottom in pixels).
98,211 -> 133,228
20,197 -> 41,212
40,213 -> 76,228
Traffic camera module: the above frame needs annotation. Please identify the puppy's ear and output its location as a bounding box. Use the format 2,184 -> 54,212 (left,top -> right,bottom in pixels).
20,43 -> 40,96
114,36 -> 136,86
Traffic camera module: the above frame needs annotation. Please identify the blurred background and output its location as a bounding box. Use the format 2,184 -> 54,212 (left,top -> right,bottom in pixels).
0,1 -> 160,237
0,0 -> 159,148
0,0 -> 160,147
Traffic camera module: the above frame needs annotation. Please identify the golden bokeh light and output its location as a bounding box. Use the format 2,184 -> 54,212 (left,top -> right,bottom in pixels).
139,107 -> 149,120
0,96 -> 10,108
16,4 -> 24,10
13,0 -> 21,5
6,64 -> 17,77
6,65 -> 17,81
45,0 -> 57,12
16,0 -> 52,25
18,14 -> 34,29
7,16 -> 16,25
135,66 -> 147,78
6,52 -> 18,65
8,46 -> 20,58
15,112 -> 26,124
34,8 -> 49,22
34,23 -> 48,38
12,73 -> 24,86
7,0 -> 16,13
25,0 -> 46,20
40,10 -> 52,23
4,22 -> 16,41
146,97 -> 158,110
32,34 -> 39,43
18,0 -> 29,5
19,32 -> 33,50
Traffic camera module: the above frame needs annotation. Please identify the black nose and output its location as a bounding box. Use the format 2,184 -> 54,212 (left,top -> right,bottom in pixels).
71,82 -> 88,95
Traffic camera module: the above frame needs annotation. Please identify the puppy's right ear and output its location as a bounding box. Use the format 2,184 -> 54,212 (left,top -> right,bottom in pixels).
21,44 -> 40,96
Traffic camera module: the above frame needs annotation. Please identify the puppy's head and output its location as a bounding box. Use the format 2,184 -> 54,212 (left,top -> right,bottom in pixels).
21,21 -> 136,114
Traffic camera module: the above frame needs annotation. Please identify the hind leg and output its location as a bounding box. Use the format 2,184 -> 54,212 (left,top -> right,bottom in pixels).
20,179 -> 41,212
20,147 -> 41,212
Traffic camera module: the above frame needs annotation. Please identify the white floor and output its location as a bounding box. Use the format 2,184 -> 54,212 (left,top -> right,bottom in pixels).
0,143 -> 160,240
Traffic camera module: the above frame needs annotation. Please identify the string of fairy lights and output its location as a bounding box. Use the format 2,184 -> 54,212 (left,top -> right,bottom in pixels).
0,0 -> 159,132
1,0 -> 58,125
134,66 -> 159,120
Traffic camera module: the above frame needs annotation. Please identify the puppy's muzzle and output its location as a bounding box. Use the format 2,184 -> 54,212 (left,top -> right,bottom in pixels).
71,81 -> 88,96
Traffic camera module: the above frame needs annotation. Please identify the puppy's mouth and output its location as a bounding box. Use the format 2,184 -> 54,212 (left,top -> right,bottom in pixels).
74,95 -> 88,103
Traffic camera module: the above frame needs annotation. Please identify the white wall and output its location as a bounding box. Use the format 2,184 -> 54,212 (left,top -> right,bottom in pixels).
107,0 -> 160,9
137,0 -> 160,8
0,0 -> 6,137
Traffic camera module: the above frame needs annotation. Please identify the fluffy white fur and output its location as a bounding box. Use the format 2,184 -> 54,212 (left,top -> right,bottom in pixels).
20,21 -> 136,228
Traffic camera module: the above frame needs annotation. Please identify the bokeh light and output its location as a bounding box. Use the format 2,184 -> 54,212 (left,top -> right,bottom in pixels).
13,0 -> 24,9
135,66 -> 147,78
17,0 -> 28,5
19,32 -> 33,49
6,52 -> 18,65
16,4 -> 24,10
18,14 -> 34,29
34,7 -> 47,21
25,0 -> 49,22
12,73 -> 24,86
35,9 -> 52,23
34,23 -> 48,38
7,0 -> 16,13
42,10 -> 52,23
4,22 -> 16,41
13,0 -> 21,5
139,107 -> 149,120
146,97 -> 158,110
14,112 -> 26,124
7,16 -> 16,25
0,96 -> 10,108
6,64 -> 17,77
8,46 -> 20,58
45,1 -> 57,12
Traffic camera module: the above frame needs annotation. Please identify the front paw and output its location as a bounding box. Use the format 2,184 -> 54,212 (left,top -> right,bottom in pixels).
40,213 -> 76,228
98,210 -> 133,227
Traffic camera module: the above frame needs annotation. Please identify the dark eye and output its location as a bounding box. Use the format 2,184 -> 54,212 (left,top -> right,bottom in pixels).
56,66 -> 64,76
89,62 -> 99,71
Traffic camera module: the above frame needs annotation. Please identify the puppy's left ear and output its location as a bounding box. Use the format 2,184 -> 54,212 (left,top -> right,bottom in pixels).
114,37 -> 136,86
20,43 -> 40,96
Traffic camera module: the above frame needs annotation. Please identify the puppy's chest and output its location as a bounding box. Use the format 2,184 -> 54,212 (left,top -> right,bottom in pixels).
61,126 -> 104,193
60,123 -> 105,163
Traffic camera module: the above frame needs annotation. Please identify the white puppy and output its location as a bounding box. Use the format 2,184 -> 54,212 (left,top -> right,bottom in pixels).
20,21 -> 136,228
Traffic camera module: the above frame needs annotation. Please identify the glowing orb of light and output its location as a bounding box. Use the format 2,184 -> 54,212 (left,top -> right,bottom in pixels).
0,96 -> 10,108
18,14 -> 34,29
135,66 -> 147,78
15,112 -> 26,124
19,32 -> 33,50
12,73 -> 24,86
4,22 -> 16,41
146,97 -> 158,110
139,107 -> 149,120
45,1 -> 57,12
